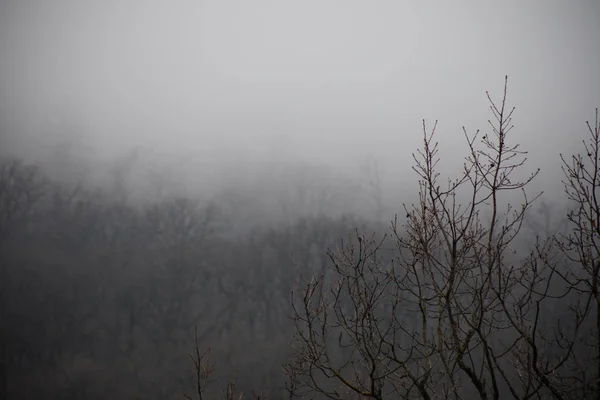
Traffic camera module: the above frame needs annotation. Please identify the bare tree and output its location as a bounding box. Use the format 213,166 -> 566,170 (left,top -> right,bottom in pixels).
538,108 -> 600,399
185,326 -> 266,400
284,78 -> 593,399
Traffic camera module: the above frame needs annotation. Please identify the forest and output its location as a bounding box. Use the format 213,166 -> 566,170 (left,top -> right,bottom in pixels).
1,83 -> 600,400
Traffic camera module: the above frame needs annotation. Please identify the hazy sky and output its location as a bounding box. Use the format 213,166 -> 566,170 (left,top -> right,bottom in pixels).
1,0 -> 599,193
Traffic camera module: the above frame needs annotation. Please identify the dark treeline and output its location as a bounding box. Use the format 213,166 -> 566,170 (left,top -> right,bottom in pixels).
0,154 -> 385,399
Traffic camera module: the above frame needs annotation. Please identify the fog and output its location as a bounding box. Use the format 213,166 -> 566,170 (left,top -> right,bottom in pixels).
1,1 -> 600,398
2,0 -> 599,200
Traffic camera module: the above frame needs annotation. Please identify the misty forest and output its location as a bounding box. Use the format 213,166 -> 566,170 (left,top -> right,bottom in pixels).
1,1 -> 600,400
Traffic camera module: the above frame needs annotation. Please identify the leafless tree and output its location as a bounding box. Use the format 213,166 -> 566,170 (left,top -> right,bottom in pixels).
284,78 -> 596,399
537,108 -> 600,399
185,326 -> 267,400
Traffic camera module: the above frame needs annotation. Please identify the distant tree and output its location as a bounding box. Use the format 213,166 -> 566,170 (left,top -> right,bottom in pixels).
0,159 -> 48,398
358,155 -> 385,222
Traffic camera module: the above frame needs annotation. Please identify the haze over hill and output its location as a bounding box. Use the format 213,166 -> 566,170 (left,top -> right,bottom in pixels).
1,0 -> 599,204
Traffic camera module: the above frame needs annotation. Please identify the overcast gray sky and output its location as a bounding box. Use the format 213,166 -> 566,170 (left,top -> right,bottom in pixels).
1,0 -> 599,194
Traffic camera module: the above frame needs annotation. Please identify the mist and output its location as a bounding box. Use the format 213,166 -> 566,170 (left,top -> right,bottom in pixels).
1,1 -> 600,398
2,0 -> 599,198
